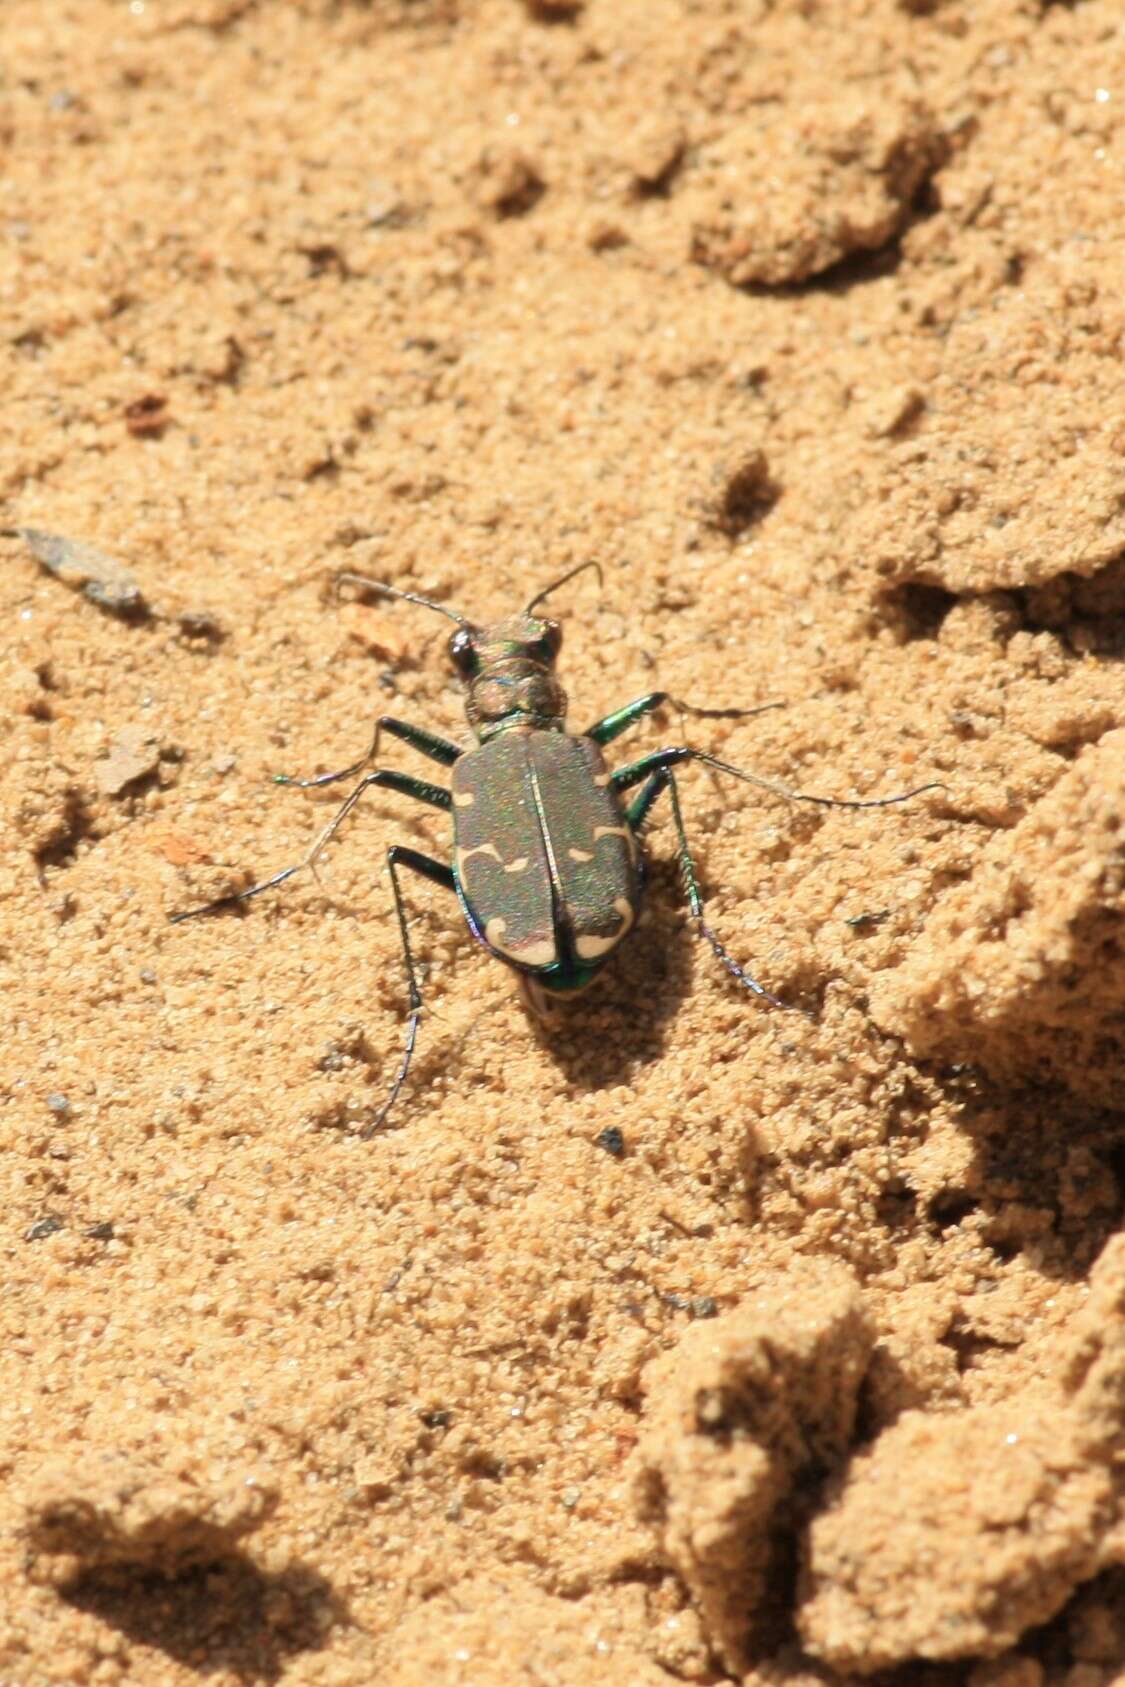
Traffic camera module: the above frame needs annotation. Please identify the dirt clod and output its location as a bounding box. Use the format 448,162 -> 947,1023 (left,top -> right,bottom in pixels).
20,1454 -> 278,1585
633,1261 -> 874,1673
687,95 -> 941,287
799,1234 -> 1125,1671
871,730 -> 1125,1105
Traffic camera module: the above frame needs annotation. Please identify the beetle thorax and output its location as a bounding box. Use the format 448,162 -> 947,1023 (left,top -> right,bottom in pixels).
468,660 -> 567,738
455,613 -> 568,740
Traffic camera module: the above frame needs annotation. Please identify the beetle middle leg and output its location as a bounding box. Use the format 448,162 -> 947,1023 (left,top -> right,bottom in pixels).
274,715 -> 461,791
169,768 -> 451,923
615,746 -> 941,1007
364,845 -> 457,1137
625,767 -> 790,1009
612,745 -> 942,812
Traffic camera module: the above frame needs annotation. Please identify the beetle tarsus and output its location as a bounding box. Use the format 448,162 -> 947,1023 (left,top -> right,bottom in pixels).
364,844 -> 458,1132
361,1006 -> 421,1138
693,916 -> 806,1015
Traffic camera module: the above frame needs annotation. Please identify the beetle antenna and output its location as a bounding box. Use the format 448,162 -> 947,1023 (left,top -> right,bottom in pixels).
525,559 -> 603,616
336,571 -> 468,626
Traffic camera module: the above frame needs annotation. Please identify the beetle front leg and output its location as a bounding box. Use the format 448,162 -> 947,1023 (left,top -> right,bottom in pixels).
275,715 -> 461,790
586,693 -> 782,749
626,769 -> 790,1010
364,845 -> 457,1137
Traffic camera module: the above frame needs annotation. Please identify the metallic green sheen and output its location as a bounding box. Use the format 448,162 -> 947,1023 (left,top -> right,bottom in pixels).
451,731 -> 642,984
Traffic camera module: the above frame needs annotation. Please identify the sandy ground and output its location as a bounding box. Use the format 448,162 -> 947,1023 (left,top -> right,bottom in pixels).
3,1 -> 1125,1682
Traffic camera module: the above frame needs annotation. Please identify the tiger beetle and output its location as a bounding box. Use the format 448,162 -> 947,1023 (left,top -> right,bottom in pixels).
171,561 -> 938,1134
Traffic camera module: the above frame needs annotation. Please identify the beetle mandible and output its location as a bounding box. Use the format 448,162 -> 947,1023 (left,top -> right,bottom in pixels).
172,561 -> 937,1132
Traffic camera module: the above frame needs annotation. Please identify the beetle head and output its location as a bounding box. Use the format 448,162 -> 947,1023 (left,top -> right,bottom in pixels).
449,613 -> 561,676
453,614 -> 567,736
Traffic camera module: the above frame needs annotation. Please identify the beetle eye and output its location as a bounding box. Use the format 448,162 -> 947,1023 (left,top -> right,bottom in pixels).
449,626 -> 478,676
536,621 -> 562,662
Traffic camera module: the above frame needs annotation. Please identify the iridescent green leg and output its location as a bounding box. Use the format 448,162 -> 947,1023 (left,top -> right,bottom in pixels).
586,693 -> 781,749
613,745 -> 942,811
620,749 -> 940,1005
169,769 -> 451,922
363,845 -> 456,1138
275,715 -> 460,790
626,769 -> 789,1009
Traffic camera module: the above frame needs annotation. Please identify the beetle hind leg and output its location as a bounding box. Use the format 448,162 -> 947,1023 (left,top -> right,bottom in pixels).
362,845 -> 457,1137
518,972 -> 557,1021
626,768 -> 795,1012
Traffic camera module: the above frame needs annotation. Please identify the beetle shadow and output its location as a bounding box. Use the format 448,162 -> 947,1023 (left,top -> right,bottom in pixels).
519,865 -> 714,1095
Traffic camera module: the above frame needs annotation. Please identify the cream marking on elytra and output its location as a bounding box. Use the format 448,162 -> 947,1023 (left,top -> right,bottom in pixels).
568,847 -> 594,863
594,822 -> 638,863
452,789 -> 475,807
504,855 -> 530,873
575,896 -> 635,960
457,842 -> 503,879
484,916 -> 557,968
